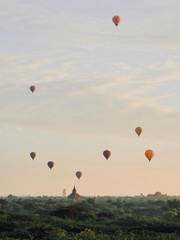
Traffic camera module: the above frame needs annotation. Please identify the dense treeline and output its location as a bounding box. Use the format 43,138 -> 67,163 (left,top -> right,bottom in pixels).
0,195 -> 180,239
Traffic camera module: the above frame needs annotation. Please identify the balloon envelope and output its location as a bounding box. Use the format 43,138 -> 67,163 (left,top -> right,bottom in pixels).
145,149 -> 154,161
30,152 -> 36,160
47,161 -> 54,169
135,127 -> 143,136
30,85 -> 36,93
112,15 -> 121,26
103,150 -> 111,160
76,171 -> 82,179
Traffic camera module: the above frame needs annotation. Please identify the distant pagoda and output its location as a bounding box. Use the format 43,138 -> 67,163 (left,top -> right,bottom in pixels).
67,186 -> 83,200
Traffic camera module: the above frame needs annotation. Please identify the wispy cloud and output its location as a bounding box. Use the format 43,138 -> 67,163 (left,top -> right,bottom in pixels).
0,0 -> 180,143
0,0 -> 179,54
0,48 -> 180,143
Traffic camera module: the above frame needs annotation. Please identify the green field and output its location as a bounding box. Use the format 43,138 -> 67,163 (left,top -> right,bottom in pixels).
0,195 -> 180,239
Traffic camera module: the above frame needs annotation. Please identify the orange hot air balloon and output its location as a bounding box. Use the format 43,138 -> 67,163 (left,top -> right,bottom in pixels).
30,85 -> 36,93
135,127 -> 143,136
30,152 -> 36,160
103,150 -> 111,160
112,15 -> 121,26
76,171 -> 82,179
145,149 -> 154,161
47,161 -> 54,169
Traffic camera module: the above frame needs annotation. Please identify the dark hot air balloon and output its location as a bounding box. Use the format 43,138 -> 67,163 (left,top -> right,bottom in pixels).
30,85 -> 36,93
103,150 -> 111,160
135,127 -> 143,136
30,152 -> 36,160
47,161 -> 54,169
76,171 -> 82,179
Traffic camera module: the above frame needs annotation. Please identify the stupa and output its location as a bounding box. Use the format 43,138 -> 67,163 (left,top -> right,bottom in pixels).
67,186 -> 83,200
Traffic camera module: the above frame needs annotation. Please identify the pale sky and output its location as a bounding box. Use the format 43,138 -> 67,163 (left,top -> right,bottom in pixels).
0,0 -> 180,197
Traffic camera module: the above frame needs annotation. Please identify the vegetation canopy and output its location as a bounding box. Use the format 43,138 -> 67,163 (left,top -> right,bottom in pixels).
0,195 -> 180,239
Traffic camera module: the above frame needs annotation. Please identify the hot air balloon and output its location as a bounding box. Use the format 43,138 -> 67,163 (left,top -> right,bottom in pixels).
30,152 -> 36,160
103,150 -> 111,160
135,127 -> 143,136
47,161 -> 54,169
76,171 -> 82,179
112,15 -> 121,26
30,85 -> 36,93
145,149 -> 154,162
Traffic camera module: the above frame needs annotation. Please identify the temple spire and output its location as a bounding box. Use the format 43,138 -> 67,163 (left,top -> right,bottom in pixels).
67,186 -> 83,200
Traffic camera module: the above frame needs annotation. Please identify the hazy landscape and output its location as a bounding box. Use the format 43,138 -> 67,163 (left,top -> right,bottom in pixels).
1,194 -> 180,239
